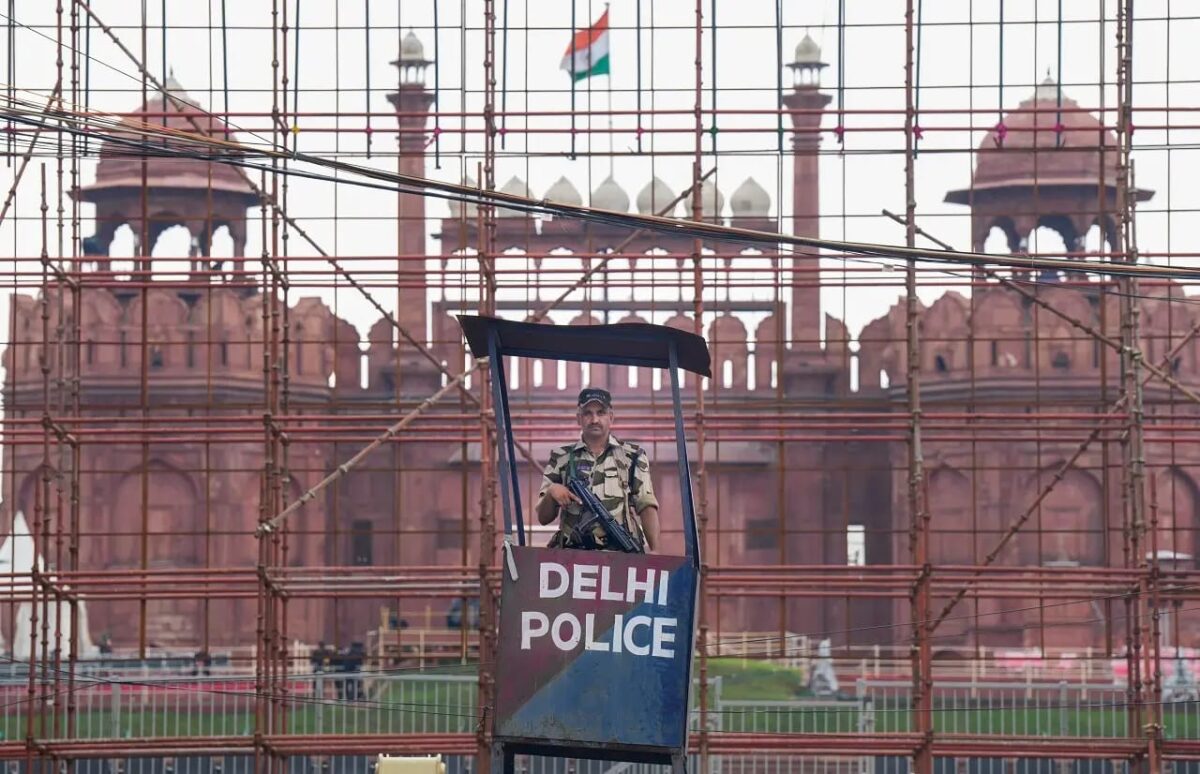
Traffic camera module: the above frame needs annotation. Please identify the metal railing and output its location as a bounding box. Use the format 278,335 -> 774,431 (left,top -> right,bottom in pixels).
1,672 -> 1194,743
856,678 -> 1200,739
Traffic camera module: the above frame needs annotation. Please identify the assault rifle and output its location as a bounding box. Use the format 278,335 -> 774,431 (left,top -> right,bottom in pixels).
566,477 -> 644,554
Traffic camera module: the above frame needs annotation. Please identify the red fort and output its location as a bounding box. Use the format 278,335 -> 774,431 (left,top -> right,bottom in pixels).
4,36 -> 1196,657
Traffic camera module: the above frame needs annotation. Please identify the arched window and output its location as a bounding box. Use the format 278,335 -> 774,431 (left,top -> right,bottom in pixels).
151,224 -> 192,281
982,223 -> 1014,254
210,224 -> 235,259
108,224 -> 138,280
1037,469 -> 1103,566
1029,225 -> 1067,256
112,463 -> 199,568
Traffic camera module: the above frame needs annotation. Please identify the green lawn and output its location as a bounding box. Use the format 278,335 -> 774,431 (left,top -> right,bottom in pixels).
704,658 -> 808,700
1,663 -> 1196,741
7,703 -> 1195,740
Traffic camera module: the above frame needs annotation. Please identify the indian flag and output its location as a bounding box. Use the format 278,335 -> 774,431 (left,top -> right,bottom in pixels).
560,9 -> 610,82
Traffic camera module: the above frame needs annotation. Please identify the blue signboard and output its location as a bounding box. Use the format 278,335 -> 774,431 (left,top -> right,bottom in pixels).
495,547 -> 698,751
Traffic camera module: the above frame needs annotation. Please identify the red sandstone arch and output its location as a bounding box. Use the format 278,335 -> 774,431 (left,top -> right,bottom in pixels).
1153,468 -> 1199,563
108,462 -> 201,646
663,314 -> 695,389
291,298 -> 336,382
564,313 -> 601,391
330,317 -> 363,390
517,315 -> 557,394
824,315 -> 849,359
1020,466 -> 1106,648
191,289 -> 249,372
6,296 -> 38,376
615,314 -> 651,392
708,314 -> 748,391
79,291 -> 123,372
110,461 -> 200,569
926,467 -> 976,645
1140,287 -> 1193,371
971,289 -> 1025,371
858,301 -> 908,391
928,467 -> 974,565
754,314 -> 784,391
978,217 -> 1022,253
126,290 -> 191,370
1033,287 -> 1095,373
431,312 -> 463,374
923,293 -> 968,375
367,317 -> 396,392
80,289 -> 122,326
1027,467 -> 1104,567
13,467 -> 55,533
126,289 -> 189,327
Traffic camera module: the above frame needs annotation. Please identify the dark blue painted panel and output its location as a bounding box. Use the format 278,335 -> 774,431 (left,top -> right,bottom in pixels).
493,547 -> 697,753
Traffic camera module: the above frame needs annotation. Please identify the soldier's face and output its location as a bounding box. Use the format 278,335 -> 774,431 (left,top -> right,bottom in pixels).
577,402 -> 613,443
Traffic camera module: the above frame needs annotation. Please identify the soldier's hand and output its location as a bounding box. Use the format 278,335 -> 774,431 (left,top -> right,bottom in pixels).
546,483 -> 580,507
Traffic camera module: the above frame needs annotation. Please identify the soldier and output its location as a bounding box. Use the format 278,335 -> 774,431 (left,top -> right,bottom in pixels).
535,388 -> 661,552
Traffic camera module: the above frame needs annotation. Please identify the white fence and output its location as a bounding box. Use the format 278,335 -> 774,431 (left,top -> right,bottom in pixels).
0,671 -> 1193,743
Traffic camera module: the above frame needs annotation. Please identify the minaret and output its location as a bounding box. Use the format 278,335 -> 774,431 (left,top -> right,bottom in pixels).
387,31 -> 436,348
782,35 -> 831,352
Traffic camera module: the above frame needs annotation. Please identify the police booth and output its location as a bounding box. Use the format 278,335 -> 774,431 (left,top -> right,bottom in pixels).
457,315 -> 710,774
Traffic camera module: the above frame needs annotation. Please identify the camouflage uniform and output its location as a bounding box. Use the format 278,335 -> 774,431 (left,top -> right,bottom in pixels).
538,435 -> 658,550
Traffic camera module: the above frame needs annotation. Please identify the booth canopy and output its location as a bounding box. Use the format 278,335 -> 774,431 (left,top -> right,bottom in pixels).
457,315 -> 711,377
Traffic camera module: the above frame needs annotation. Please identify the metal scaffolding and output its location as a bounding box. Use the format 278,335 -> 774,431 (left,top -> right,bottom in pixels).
2,2 -> 1199,774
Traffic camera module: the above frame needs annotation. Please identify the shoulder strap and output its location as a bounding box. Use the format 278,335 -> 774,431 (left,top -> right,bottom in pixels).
627,448 -> 641,494
623,447 -> 647,550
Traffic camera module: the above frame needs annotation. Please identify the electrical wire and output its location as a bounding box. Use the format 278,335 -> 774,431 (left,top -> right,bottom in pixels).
5,92 -> 1200,287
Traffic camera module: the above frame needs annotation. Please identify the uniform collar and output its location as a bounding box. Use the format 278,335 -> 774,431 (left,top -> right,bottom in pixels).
573,434 -> 621,455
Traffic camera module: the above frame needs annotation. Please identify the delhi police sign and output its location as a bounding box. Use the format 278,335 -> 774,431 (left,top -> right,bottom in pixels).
521,562 -> 678,658
494,546 -> 698,752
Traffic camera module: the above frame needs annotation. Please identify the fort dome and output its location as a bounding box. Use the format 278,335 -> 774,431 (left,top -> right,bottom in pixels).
730,177 -> 771,217
497,175 -> 531,217
398,30 -> 426,65
591,176 -> 630,212
449,176 -> 479,218
794,34 -> 822,66
545,176 -> 583,206
77,75 -> 256,202
636,177 -> 675,215
946,75 -> 1151,204
687,180 -> 724,220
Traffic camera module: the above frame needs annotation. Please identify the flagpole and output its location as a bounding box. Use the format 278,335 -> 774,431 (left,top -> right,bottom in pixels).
500,0 -> 509,149
637,0 -> 644,154
606,76 -> 613,177
570,1 -> 577,160
606,3 -> 613,177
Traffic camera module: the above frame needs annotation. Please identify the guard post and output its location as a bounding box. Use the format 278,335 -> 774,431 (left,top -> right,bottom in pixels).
457,315 -> 710,774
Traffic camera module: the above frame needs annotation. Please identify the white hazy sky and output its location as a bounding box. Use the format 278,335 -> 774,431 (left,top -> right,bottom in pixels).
2,0 -> 1199,346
